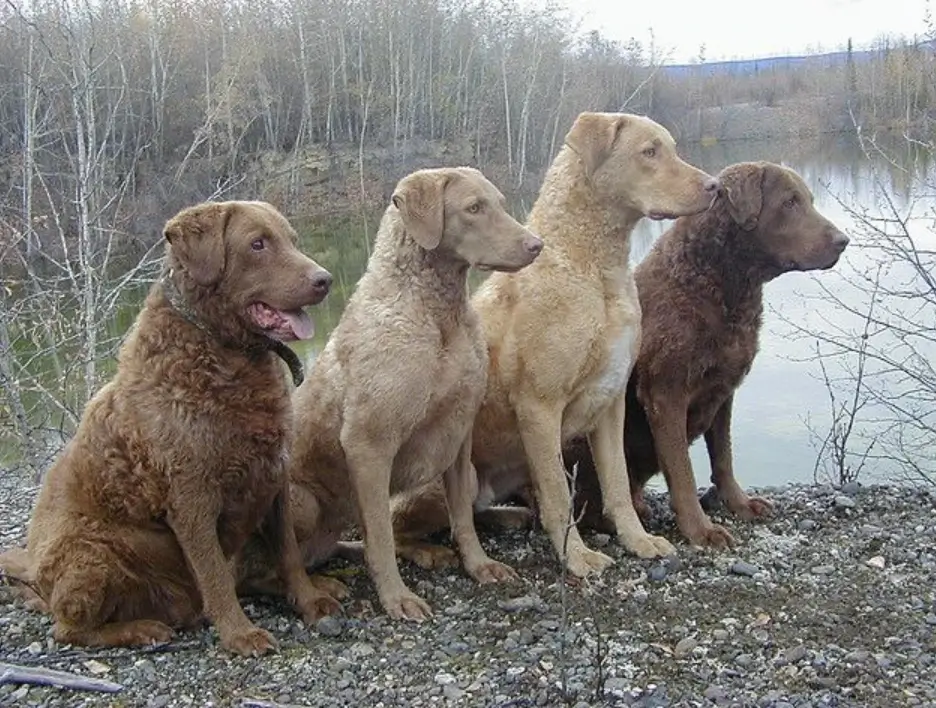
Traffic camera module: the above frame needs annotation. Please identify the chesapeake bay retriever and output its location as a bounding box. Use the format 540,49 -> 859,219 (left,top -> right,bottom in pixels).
391,113 -> 719,578
270,167 -> 542,621
0,201 -> 336,655
567,161 -> 849,547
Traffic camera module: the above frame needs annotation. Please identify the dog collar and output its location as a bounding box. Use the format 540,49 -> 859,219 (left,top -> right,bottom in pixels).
160,267 -> 305,387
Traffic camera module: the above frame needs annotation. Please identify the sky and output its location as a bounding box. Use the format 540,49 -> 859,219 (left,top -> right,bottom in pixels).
547,0 -> 931,63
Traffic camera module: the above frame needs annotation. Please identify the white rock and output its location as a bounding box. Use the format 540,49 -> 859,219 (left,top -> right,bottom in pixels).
84,659 -> 111,675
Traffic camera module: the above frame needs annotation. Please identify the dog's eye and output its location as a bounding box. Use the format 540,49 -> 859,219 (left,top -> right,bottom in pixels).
642,147 -> 656,158
466,202 -> 482,214
784,196 -> 798,209
251,238 -> 265,251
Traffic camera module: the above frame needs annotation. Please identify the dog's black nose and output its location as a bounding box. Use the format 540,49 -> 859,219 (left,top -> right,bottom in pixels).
524,235 -> 544,256
311,270 -> 333,295
703,177 -> 720,193
832,230 -> 850,249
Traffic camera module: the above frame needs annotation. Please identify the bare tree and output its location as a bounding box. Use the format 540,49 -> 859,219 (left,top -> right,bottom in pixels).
787,128 -> 936,487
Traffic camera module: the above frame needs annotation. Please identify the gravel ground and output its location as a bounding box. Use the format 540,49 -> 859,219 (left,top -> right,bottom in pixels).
2,468 -> 935,708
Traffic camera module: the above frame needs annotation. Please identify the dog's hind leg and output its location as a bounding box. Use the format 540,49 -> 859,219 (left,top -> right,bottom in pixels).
0,548 -> 48,612
704,396 -> 772,520
444,440 -> 518,584
588,393 -> 675,558
256,488 -> 344,622
387,481 -> 460,570
36,524 -> 199,648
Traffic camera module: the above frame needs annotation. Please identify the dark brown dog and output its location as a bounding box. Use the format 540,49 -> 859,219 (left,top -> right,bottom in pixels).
0,201 -> 336,655
567,161 -> 849,547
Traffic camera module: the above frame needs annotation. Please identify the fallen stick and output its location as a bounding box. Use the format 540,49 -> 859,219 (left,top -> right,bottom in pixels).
0,662 -> 123,693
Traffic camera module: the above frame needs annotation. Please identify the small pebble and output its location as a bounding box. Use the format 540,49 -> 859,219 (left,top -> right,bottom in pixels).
315,615 -> 343,637
840,481 -> 861,496
729,560 -> 759,577
845,649 -> 870,662
349,642 -> 375,657
866,555 -> 886,569
834,495 -> 856,509
704,685 -> 729,700
497,594 -> 545,613
674,636 -> 698,658
781,644 -> 808,664
443,684 -> 465,701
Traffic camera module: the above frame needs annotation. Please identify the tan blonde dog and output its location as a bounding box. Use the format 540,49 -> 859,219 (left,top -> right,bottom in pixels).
392,113 -> 719,577
277,167 -> 542,620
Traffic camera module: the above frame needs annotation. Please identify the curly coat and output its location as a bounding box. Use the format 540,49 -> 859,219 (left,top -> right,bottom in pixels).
0,201 -> 335,656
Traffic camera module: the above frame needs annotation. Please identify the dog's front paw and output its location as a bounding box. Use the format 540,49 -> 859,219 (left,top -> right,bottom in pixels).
400,542 -> 460,570
727,494 -> 773,521
381,589 -> 432,622
295,589 -> 343,624
621,532 -> 676,559
121,619 -> 176,646
632,488 -> 652,521
566,547 -> 614,578
221,626 -> 279,657
467,558 -> 519,584
309,574 -> 350,601
89,619 -> 175,647
682,518 -> 735,549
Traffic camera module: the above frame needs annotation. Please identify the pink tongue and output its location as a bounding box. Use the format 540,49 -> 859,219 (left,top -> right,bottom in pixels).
282,309 -> 315,340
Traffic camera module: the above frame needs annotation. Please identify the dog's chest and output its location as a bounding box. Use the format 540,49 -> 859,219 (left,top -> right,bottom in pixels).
685,330 -> 758,438
214,447 -> 286,554
563,323 -> 639,439
392,330 -> 485,489
211,397 -> 291,547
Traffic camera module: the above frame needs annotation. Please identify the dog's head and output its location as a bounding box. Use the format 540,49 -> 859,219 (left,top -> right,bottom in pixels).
391,167 -> 543,272
164,201 -> 332,343
718,161 -> 849,272
564,112 -> 719,220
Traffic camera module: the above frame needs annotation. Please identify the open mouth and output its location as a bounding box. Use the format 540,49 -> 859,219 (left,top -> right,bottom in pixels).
247,303 -> 315,342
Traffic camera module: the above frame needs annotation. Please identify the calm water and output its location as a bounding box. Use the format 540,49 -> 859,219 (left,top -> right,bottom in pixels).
5,132 -> 934,487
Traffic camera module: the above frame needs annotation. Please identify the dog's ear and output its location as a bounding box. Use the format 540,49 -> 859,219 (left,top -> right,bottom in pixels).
392,171 -> 448,250
720,163 -> 765,231
565,112 -> 629,179
164,202 -> 233,286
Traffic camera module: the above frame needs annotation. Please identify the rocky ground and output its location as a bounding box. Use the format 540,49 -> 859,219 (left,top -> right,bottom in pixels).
1,467 -> 935,708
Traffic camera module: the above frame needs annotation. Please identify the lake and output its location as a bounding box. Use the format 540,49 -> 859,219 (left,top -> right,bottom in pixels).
3,131 -> 934,488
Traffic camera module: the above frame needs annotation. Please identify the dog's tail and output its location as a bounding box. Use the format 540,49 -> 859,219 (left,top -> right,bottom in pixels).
0,547 -> 48,612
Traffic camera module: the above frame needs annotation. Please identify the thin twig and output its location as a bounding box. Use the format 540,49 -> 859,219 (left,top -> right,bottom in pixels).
0,663 -> 123,693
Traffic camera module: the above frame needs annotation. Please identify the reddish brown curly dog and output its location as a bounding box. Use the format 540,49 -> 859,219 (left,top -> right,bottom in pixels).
567,161 -> 849,548
0,201 -> 336,656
